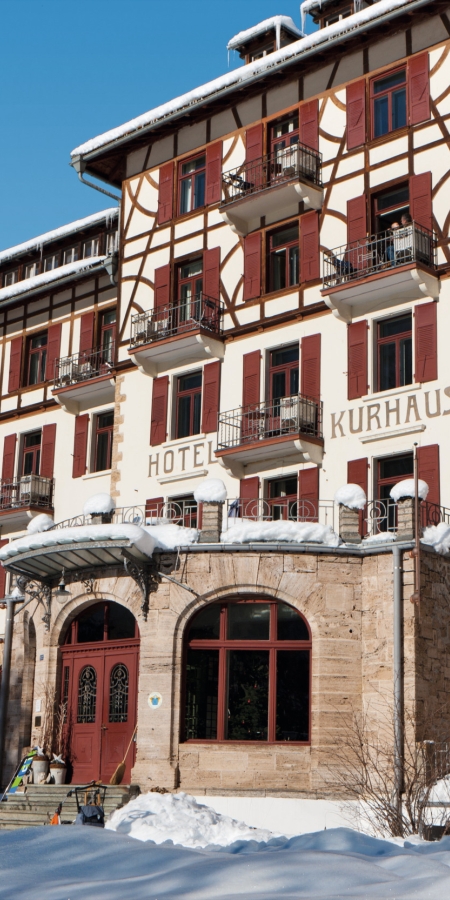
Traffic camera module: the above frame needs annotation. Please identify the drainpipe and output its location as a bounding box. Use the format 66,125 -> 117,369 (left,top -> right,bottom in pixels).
0,594 -> 22,788
71,156 -> 121,203
393,544 -> 404,831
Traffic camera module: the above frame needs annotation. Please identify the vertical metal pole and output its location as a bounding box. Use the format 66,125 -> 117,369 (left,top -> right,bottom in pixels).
0,598 -> 16,788
393,544 -> 404,832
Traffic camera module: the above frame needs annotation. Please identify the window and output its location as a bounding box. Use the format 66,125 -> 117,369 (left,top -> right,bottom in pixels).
4,270 -> 18,287
325,6 -> 352,25
100,308 -> 116,363
64,246 -> 79,264
170,493 -> 198,528
44,254 -> 59,272
83,238 -> 99,259
271,114 -> 299,157
267,476 -> 298,521
24,262 -> 39,279
27,332 -> 47,385
179,155 -> 206,215
268,224 -> 299,291
22,431 -> 41,476
176,371 -> 202,438
94,411 -> 114,472
371,68 -> 407,138
377,453 -> 413,529
373,184 -> 409,233
183,599 -> 310,743
250,42 -> 274,61
178,259 -> 203,322
269,344 -> 299,403
377,314 -> 412,392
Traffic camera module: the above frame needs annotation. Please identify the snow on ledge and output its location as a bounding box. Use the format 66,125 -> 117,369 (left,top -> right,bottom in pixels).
83,493 -> 116,516
27,514 -> 55,534
362,532 -> 396,545
221,520 -> 340,546
0,257 -> 107,303
0,208 -> 118,264
334,484 -> 366,511
144,524 -> 198,550
0,524 -> 155,561
422,523 -> 450,555
227,16 -> 303,51
194,478 -> 227,504
390,479 -> 429,502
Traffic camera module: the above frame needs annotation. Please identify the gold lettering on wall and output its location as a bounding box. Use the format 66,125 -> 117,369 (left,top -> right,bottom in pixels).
349,408 -> 364,434
193,443 -> 204,467
405,395 -> 421,423
330,386 -> 450,437
385,398 -> 400,427
149,454 -> 159,476
331,411 -> 346,438
178,446 -> 189,470
163,450 -> 174,473
367,404 -> 381,431
424,390 -> 441,418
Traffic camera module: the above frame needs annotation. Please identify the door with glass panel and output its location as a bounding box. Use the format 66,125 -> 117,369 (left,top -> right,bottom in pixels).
177,259 -> 203,331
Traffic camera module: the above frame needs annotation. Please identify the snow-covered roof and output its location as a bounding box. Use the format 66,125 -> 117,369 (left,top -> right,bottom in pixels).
0,523 -> 154,561
227,16 -> 304,51
0,256 -> 107,304
0,208 -> 118,265
71,0 -> 423,161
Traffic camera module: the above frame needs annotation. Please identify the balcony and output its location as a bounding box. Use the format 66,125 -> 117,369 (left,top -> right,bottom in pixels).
216,394 -> 324,477
52,345 -> 115,413
220,144 -> 323,236
322,224 -> 440,322
0,475 -> 54,528
226,498 -> 336,529
129,294 -> 224,377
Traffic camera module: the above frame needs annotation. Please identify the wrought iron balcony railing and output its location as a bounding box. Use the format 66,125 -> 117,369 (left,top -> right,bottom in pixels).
130,295 -> 223,349
222,143 -> 322,203
54,344 -> 115,389
366,498 -> 450,536
218,394 -> 323,451
0,476 -> 54,511
51,500 -> 198,531
226,498 -> 336,530
323,223 -> 436,291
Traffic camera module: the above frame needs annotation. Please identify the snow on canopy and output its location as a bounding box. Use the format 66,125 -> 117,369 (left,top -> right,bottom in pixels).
0,524 -> 155,561
144,523 -> 199,550
27,514 -> 55,534
227,16 -> 303,51
334,484 -> 367,511
0,208 -> 118,264
422,522 -> 450,555
222,520 -> 340,546
194,478 -> 227,504
83,493 -> 116,516
0,257 -> 106,303
71,0 -> 416,159
390,479 -> 429,502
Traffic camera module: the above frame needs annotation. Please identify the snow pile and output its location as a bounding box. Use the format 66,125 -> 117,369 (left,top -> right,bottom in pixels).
0,524 -> 155,560
194,478 -> 227,504
27,513 -> 55,534
390,479 -> 429,501
334,484 -> 367,510
144,523 -> 198,550
428,774 -> 450,803
362,532 -> 396,544
0,257 -> 107,302
106,791 -> 275,848
227,16 -> 303,51
83,493 -> 116,516
222,520 -> 340,546
422,522 -> 450,555
0,208 -> 118,263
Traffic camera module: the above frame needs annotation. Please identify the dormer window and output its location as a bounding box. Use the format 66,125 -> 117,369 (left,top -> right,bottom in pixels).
3,270 -> 18,287
250,42 -> 274,61
64,247 -> 79,264
24,262 -> 39,279
83,238 -> 99,259
325,6 -> 352,25
44,254 -> 59,272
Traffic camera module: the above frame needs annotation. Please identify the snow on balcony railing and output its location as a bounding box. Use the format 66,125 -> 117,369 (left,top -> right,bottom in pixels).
218,394 -> 323,450
323,223 -> 436,291
222,143 -> 322,204
226,498 -> 337,531
51,501 -> 199,531
54,344 -> 115,389
0,476 -> 54,511
130,295 -> 223,349
366,499 -> 450,537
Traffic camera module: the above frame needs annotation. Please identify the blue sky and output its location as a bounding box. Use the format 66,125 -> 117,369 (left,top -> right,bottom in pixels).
0,0 -> 315,251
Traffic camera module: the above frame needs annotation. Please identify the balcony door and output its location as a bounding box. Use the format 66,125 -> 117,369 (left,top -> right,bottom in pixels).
61,601 -> 139,784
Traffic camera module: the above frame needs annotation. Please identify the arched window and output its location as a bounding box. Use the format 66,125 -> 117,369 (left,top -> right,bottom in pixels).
109,663 -> 129,723
183,599 -> 311,743
77,665 -> 97,723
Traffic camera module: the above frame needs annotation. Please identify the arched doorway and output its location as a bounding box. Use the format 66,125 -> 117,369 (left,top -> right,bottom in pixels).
60,602 -> 139,784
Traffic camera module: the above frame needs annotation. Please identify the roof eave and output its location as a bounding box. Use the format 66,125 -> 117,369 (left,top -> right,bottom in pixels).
0,259 -> 110,310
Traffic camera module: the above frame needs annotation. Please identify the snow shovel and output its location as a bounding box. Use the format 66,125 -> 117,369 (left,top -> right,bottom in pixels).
109,727 -> 137,785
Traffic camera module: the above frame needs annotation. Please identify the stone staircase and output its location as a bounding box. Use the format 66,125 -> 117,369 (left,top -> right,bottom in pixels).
0,783 -> 139,830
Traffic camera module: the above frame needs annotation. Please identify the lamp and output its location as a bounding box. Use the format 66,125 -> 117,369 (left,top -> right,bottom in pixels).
55,569 -> 71,604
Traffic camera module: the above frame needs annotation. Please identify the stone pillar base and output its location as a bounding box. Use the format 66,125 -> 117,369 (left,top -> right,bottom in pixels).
339,505 -> 362,544
199,502 -> 223,543
396,497 -> 419,542
90,512 -> 113,524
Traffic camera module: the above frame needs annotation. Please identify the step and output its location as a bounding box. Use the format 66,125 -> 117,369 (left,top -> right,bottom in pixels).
0,783 -> 139,831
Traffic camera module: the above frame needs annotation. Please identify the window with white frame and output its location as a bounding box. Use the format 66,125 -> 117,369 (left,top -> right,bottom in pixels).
64,246 -> 79,264
83,238 -> 100,259
24,262 -> 39,279
44,254 -> 59,272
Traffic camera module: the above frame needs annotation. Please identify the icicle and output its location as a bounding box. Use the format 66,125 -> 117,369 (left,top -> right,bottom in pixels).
300,2 -> 306,34
276,16 -> 281,51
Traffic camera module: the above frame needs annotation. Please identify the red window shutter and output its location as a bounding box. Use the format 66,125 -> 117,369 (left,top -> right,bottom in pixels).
348,320 -> 368,400
243,233 -> 261,301
0,539 -> 8,599
239,476 -> 259,519
79,312 -> 94,355
45,323 -> 62,382
2,434 -> 16,482
348,457 -> 368,536
300,100 -> 319,151
301,334 -> 321,402
201,361 -> 221,434
158,161 -> 174,225
245,124 -> 263,164
154,264 -> 171,311
347,195 -> 367,246
346,80 -> 366,150
242,350 -> 261,408
298,467 -> 319,521
417,444 -> 440,507
40,424 -> 56,479
410,172 -> 433,232
300,212 -> 320,283
150,375 -> 169,446
145,497 -> 164,520
415,301 -> 437,383
205,142 -> 222,205
72,414 -> 89,479
8,336 -> 23,393
203,248 -> 220,301
408,52 -> 430,125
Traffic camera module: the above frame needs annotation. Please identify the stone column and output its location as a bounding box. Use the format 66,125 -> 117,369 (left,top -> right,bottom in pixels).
396,497 -> 419,542
339,504 -> 362,544
198,502 -> 223,543
90,512 -> 113,524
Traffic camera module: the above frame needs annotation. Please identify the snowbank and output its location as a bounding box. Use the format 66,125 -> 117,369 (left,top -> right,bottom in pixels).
144,523 -> 198,550
422,522 -> 450,555
227,16 -> 303,51
390,478 -> 429,501
222,520 -> 340,546
83,493 -> 116,516
362,532 -> 396,544
0,256 -> 107,302
106,791 -> 275,848
334,484 -> 367,510
27,513 -> 55,534
0,523 -> 155,560
194,478 -> 227,504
